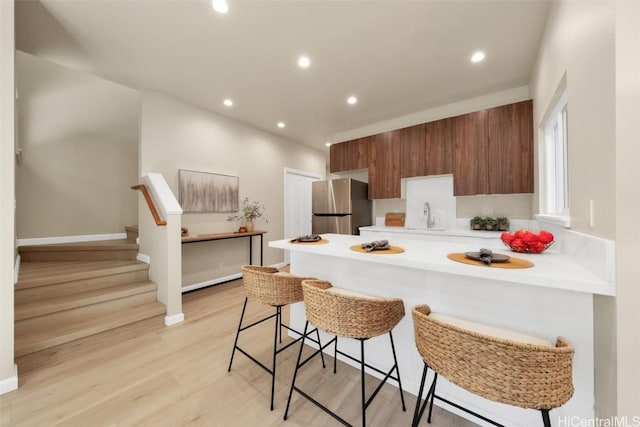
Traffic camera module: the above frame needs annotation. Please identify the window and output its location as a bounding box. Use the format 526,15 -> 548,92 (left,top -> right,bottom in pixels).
543,92 -> 568,216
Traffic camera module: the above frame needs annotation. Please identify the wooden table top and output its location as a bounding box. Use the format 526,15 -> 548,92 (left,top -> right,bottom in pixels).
181,230 -> 266,243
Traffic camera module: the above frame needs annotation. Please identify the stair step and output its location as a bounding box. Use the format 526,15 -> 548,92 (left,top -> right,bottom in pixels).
15,294 -> 165,357
125,225 -> 139,242
16,260 -> 149,290
15,281 -> 158,321
19,239 -> 138,262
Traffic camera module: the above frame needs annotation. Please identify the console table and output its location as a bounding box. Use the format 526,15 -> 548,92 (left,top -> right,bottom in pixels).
181,230 -> 266,266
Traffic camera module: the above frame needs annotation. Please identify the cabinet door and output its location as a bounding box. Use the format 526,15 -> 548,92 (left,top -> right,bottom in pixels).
487,100 -> 533,194
400,124 -> 426,178
368,131 -> 401,199
329,136 -> 370,173
452,111 -> 488,196
424,118 -> 453,175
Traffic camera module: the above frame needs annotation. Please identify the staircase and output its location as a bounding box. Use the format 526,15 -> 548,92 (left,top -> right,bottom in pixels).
15,228 -> 165,358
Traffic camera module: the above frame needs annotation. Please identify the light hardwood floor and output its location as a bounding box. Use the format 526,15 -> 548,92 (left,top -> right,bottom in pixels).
1,279 -> 478,427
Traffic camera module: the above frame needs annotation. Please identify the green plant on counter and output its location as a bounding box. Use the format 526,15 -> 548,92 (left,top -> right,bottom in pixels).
496,217 -> 509,231
470,215 -> 508,231
470,216 -> 483,230
484,217 -> 498,231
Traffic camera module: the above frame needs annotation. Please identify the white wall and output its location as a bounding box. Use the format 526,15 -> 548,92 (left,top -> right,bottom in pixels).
15,52 -> 139,239
615,1 -> 640,417
139,91 -> 325,287
530,0 -> 616,417
0,0 -> 17,395
531,1 -> 615,238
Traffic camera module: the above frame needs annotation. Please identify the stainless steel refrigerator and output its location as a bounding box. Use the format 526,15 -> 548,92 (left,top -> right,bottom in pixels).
312,178 -> 372,235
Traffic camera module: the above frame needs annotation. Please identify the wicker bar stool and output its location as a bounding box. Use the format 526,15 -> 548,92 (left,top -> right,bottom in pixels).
228,265 -> 325,411
411,305 -> 574,427
284,279 -> 406,427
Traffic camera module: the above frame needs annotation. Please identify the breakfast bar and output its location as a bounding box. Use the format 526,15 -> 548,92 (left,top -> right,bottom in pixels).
269,233 -> 614,427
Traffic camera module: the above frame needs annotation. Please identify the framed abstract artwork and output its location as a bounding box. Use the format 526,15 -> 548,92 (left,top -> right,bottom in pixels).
178,169 -> 239,213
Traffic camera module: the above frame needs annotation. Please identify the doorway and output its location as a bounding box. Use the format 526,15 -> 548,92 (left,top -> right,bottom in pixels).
284,168 -> 322,264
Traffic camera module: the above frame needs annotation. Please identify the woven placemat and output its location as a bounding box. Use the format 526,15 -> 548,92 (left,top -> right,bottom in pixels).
447,253 -> 534,269
290,238 -> 330,245
350,245 -> 405,254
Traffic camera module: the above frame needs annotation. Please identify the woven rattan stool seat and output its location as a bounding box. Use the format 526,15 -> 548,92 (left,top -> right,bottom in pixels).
241,265 -> 307,306
411,304 -> 574,427
284,279 -> 407,427
304,280 -> 405,339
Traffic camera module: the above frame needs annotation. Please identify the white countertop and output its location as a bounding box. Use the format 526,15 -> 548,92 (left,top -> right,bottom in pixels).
270,233 -> 614,296
359,225 -> 503,239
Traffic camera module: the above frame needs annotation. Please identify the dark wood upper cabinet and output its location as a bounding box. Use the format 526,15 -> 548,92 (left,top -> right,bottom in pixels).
451,110 -> 488,196
329,136 -> 370,173
330,100 -> 533,198
487,100 -> 534,194
424,118 -> 453,176
368,131 -> 401,199
400,120 -> 452,178
400,124 -> 426,178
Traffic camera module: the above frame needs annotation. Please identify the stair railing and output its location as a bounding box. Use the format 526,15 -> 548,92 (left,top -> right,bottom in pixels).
131,184 -> 167,226
133,173 -> 184,326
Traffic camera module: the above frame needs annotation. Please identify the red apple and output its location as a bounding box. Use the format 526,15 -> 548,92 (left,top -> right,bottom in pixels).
514,229 -> 527,239
510,239 -> 527,252
538,230 -> 554,244
528,241 -> 546,253
501,232 -> 515,244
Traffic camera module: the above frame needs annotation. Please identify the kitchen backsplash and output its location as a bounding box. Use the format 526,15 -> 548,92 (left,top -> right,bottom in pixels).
404,176 -> 456,230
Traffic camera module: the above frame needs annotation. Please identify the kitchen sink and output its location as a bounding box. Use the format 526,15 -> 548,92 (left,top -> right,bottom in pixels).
405,227 -> 446,231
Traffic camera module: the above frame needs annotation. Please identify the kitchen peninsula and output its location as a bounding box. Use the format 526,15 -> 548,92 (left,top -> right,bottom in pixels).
269,233 -> 614,427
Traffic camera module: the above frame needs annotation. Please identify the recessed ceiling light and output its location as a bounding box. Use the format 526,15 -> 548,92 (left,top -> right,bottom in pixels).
347,96 -> 358,105
471,51 -> 485,63
223,99 -> 233,107
212,0 -> 228,14
277,122 -> 286,128
298,56 -> 311,68
325,142 -> 332,147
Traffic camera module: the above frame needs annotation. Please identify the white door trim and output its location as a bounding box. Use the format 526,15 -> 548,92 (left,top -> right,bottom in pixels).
283,168 -> 323,265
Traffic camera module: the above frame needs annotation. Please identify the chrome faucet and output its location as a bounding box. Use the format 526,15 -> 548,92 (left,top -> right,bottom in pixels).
423,201 -> 436,228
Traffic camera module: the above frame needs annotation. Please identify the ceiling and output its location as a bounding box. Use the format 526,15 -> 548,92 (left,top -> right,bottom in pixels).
16,0 -> 551,152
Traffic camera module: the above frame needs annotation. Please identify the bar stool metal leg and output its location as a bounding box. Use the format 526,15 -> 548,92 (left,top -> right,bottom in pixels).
228,297 -> 248,372
389,331 -> 406,411
360,339 -> 366,427
333,336 -> 338,374
427,372 -> 438,423
270,305 -> 280,410
541,409 -> 551,427
284,321 -> 309,421
412,363 -> 429,427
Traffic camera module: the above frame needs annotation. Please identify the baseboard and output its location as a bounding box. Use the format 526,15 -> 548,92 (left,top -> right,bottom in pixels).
17,233 -> 127,247
271,262 -> 288,269
165,313 -> 184,326
137,253 -> 151,264
181,262 -> 286,293
182,273 -> 242,293
0,365 -> 18,395
14,254 -> 20,285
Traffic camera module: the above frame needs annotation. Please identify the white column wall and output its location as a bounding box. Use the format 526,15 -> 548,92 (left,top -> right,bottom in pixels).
0,0 -> 18,396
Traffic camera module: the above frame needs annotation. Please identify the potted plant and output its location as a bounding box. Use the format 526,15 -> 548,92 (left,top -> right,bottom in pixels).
483,217 -> 497,231
470,216 -> 483,230
496,217 -> 509,231
227,197 -> 268,232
